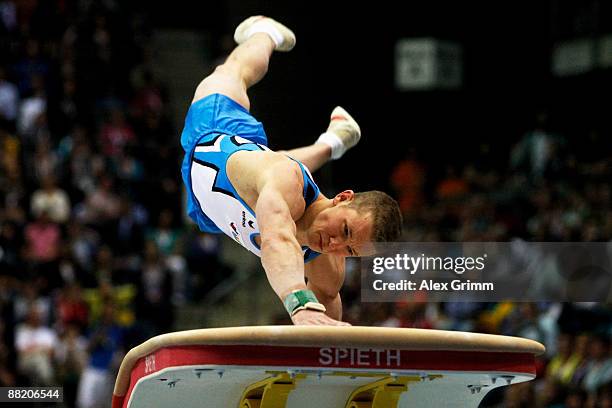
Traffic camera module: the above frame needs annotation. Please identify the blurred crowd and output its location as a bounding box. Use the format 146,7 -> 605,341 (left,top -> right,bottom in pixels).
0,1 -> 230,407
340,112 -> 612,407
0,1 -> 611,408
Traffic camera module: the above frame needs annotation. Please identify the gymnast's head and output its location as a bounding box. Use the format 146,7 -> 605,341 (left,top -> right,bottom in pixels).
307,190 -> 402,257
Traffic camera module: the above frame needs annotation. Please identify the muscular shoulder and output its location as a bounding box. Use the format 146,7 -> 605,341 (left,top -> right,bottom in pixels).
229,151 -> 302,189
228,150 -> 293,180
259,156 -> 305,218
228,151 -> 305,216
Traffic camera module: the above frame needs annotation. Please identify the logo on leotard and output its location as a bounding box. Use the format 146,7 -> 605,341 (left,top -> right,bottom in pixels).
229,222 -> 241,243
241,210 -> 255,229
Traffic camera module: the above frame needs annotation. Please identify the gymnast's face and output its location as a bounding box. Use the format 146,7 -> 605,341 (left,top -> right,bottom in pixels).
309,191 -> 374,257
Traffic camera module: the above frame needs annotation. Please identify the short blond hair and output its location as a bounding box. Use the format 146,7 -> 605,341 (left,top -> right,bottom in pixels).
349,191 -> 402,242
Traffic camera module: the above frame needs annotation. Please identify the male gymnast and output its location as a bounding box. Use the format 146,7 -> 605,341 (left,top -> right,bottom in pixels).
180,16 -> 402,326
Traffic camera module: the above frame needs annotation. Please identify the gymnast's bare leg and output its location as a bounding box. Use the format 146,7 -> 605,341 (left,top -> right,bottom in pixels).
192,17 -> 360,173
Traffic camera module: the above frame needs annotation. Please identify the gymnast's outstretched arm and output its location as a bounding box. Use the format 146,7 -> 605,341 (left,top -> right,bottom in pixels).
255,160 -> 349,326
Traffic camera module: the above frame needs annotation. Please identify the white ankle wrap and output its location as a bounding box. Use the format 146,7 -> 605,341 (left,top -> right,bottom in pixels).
246,21 -> 284,48
316,132 -> 346,160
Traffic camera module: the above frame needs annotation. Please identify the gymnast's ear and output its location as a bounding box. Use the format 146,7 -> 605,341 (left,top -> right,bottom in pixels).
332,190 -> 355,205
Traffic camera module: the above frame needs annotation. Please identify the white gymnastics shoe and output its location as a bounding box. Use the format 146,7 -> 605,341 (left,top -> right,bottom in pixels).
234,15 -> 296,52
316,106 -> 362,160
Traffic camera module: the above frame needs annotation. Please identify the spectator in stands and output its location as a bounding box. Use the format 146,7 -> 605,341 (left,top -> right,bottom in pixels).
83,280 -> 135,329
17,73 -> 48,152
147,209 -> 187,305
0,220 -> 24,277
56,283 -> 89,332
510,110 -> 566,183
55,76 -> 81,134
13,282 -> 51,325
0,0 -> 182,397
0,125 -> 20,176
505,303 -> 547,345
130,70 -> 164,119
14,305 -> 57,385
547,333 -> 583,385
569,333 -> 592,387
65,220 -> 100,275
148,209 -> 183,257
113,196 -> 147,256
0,65 -> 19,126
390,148 -> 425,219
436,165 -> 469,201
136,240 -> 173,333
90,245 -> 116,287
184,227 -> 228,298
76,302 -> 124,408
55,323 -> 88,408
30,136 -> 59,186
0,319 -> 17,387
12,38 -> 50,95
99,108 -> 135,157
23,210 -> 62,288
67,126 -> 103,196
77,176 -> 121,240
583,335 -> 612,393
30,175 -> 71,224
114,148 -> 145,189
396,302 -> 434,329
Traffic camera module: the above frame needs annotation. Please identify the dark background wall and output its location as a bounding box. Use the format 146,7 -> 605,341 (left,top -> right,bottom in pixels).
148,0 -> 610,192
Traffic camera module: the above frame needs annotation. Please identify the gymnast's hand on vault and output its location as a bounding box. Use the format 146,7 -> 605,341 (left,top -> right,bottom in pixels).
291,309 -> 351,326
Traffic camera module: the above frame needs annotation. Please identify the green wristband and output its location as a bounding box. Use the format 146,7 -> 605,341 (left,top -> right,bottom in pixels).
283,289 -> 326,316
